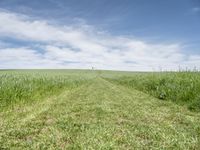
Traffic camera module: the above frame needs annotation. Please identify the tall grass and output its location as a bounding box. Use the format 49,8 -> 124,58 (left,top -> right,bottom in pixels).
103,71 -> 200,112
0,70 -> 93,110
1,70 -> 200,112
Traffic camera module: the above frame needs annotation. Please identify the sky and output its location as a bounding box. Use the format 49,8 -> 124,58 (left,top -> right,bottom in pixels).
0,0 -> 200,71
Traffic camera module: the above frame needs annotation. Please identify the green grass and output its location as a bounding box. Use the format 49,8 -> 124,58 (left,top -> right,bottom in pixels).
0,70 -> 95,110
103,71 -> 200,112
0,70 -> 200,149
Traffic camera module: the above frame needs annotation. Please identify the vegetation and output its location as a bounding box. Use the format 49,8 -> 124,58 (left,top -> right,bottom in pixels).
0,70 -> 94,110
103,71 -> 200,112
0,70 -> 200,149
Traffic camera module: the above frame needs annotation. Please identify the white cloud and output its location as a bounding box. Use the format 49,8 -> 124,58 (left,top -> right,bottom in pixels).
192,7 -> 200,13
0,10 -> 200,71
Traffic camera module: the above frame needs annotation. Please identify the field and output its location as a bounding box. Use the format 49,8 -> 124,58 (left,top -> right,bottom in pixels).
0,70 -> 200,149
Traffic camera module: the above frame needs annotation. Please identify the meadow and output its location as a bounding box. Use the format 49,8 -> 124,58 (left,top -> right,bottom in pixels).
0,70 -> 199,149
0,70 -> 94,110
103,71 -> 200,112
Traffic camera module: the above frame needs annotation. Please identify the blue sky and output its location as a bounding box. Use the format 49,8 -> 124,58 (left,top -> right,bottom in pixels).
0,0 -> 200,70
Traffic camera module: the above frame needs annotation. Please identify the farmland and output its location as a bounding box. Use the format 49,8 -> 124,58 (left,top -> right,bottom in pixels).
0,70 -> 200,149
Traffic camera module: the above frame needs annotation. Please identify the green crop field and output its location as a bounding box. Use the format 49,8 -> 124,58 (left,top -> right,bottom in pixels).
0,70 -> 200,149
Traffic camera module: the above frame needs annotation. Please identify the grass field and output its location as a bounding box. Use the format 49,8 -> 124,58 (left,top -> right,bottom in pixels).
103,71 -> 200,112
0,70 -> 200,149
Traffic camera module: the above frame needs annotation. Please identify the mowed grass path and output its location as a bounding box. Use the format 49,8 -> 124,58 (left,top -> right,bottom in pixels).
0,77 -> 200,149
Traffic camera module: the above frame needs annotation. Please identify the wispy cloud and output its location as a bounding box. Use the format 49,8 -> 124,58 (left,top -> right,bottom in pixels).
0,10 -> 199,71
192,7 -> 200,13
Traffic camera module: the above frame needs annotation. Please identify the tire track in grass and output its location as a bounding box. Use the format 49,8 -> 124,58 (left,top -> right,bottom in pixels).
0,78 -> 200,149
0,82 -> 92,147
